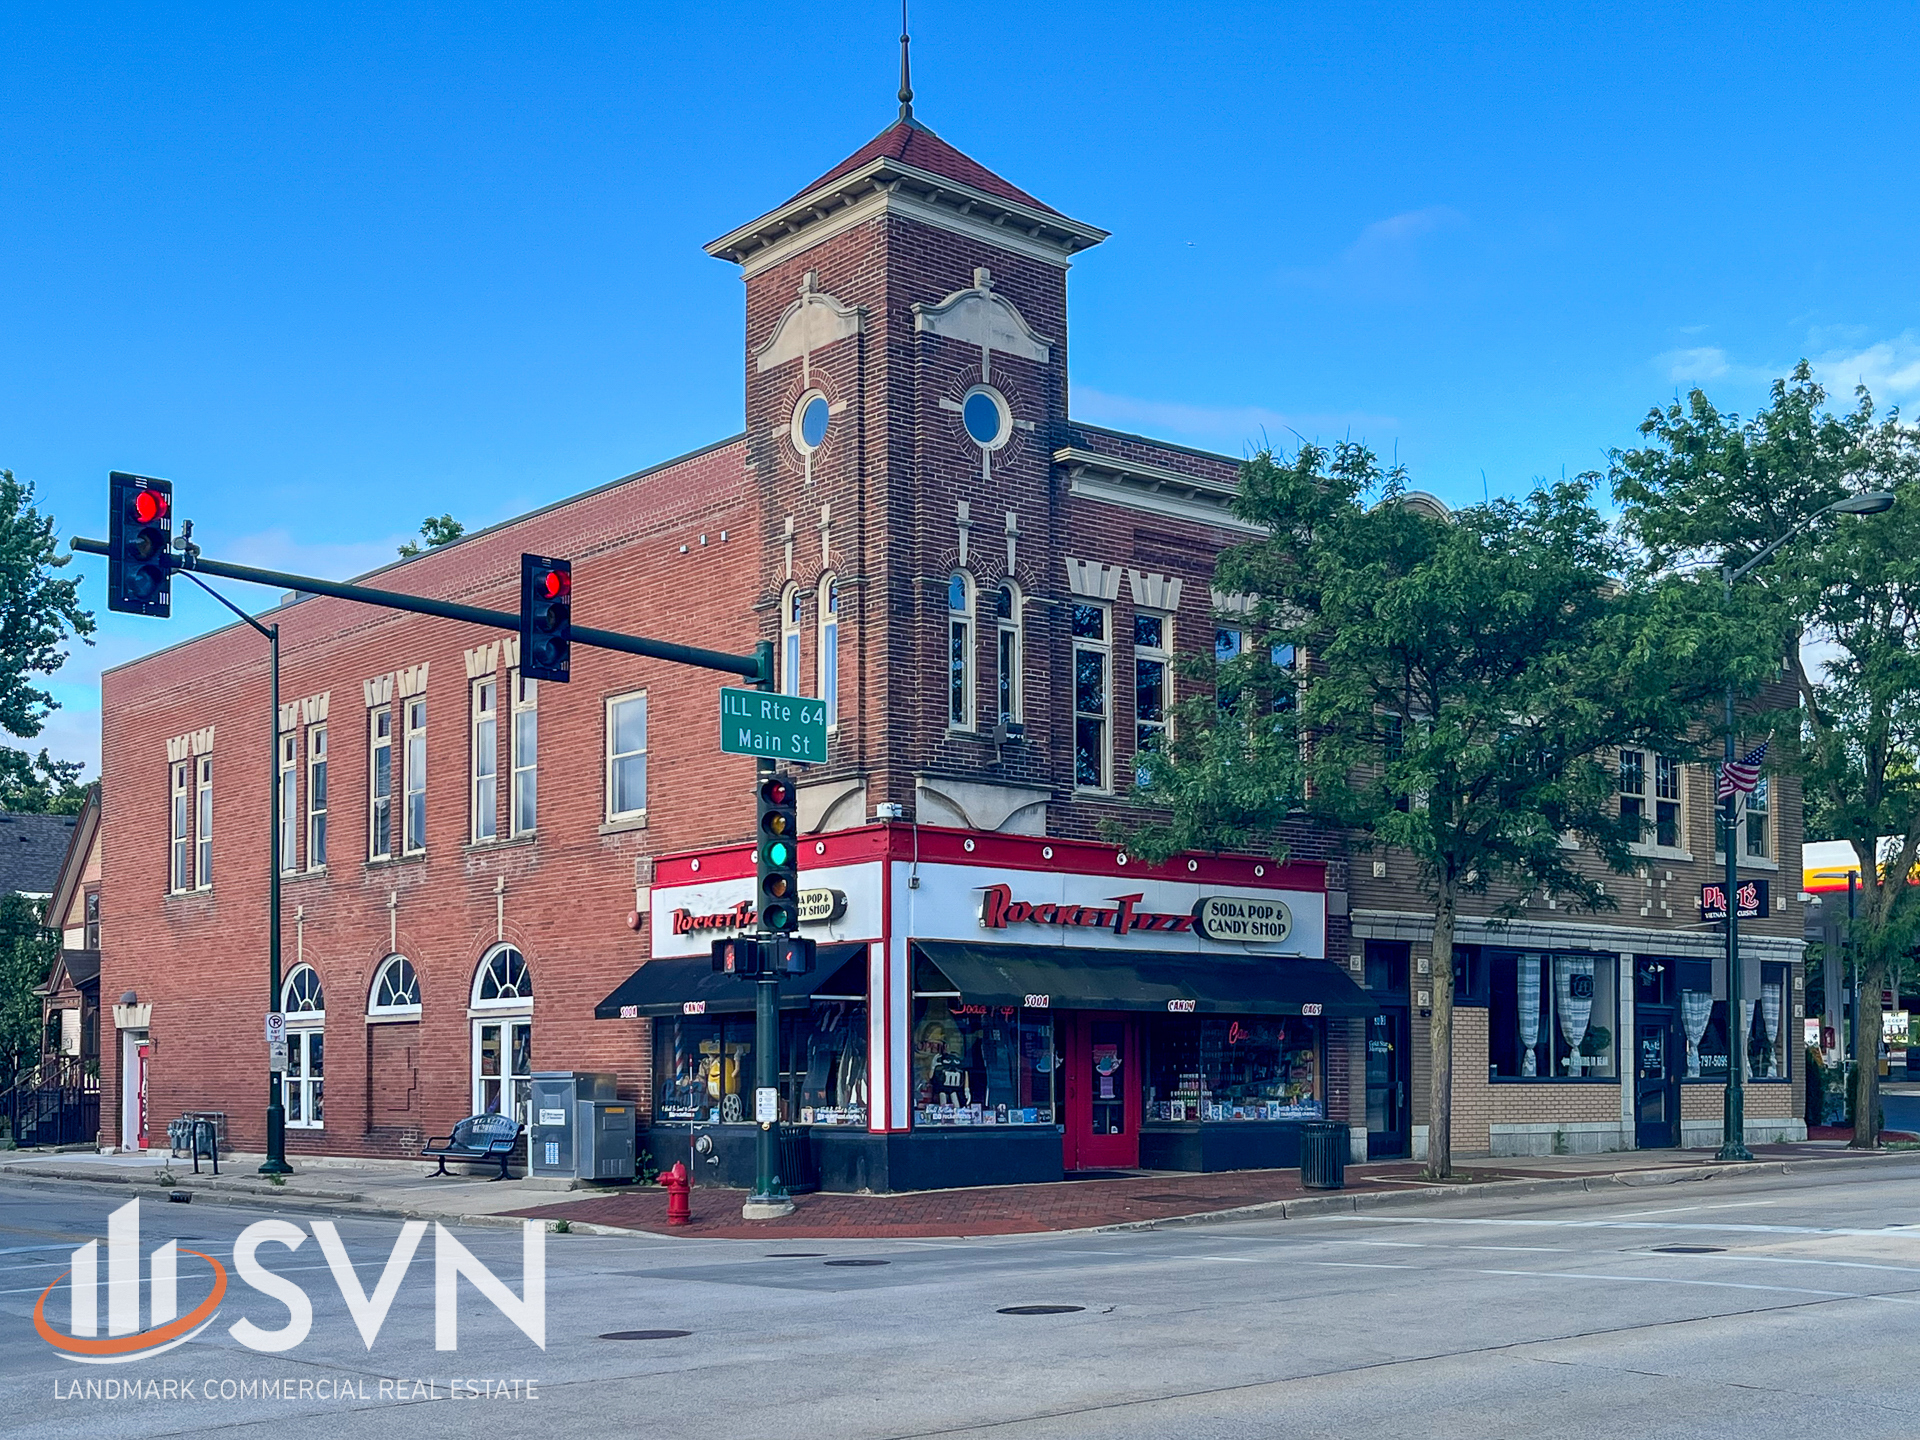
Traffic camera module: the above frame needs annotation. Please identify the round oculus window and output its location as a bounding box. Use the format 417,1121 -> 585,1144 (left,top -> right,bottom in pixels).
962,387 -> 1010,448
793,393 -> 831,453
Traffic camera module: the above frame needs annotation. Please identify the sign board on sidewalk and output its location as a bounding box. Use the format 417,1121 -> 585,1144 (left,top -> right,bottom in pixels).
267,1040 -> 288,1072
720,688 -> 826,764
265,1012 -> 286,1045
754,1086 -> 779,1124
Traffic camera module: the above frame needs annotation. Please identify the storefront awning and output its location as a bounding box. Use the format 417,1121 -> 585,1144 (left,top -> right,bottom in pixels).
913,941 -> 1376,1018
593,944 -> 868,1020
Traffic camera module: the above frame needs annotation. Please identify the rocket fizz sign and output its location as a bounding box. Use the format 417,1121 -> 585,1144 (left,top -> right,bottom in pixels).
977,884 -> 1294,945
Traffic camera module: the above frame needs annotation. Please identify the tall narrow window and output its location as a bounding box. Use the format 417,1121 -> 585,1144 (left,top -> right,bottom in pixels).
948,572 -> 974,730
169,760 -> 191,893
607,691 -> 648,821
995,584 -> 1023,727
369,706 -> 393,860
194,755 -> 213,889
403,697 -> 426,854
307,724 -> 328,869
1214,626 -> 1244,710
1073,603 -> 1110,790
818,575 -> 840,728
781,586 -> 803,697
1654,754 -> 1682,849
84,890 -> 100,950
1621,750 -> 1684,850
511,670 -> 537,836
1745,775 -> 1771,859
278,731 -> 298,873
471,678 -> 498,843
1270,643 -> 1297,713
1134,611 -> 1169,785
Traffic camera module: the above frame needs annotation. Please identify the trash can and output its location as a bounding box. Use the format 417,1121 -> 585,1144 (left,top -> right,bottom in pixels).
1300,1121 -> 1348,1190
776,1125 -> 818,1195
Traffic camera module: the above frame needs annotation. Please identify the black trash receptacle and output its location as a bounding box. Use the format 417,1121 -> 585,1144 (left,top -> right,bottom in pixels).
776,1125 -> 818,1195
1300,1121 -> 1348,1190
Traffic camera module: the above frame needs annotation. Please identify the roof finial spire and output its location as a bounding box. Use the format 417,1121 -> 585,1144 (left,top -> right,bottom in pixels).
898,0 -> 914,123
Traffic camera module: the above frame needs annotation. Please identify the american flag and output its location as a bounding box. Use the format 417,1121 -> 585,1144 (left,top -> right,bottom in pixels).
1717,739 -> 1769,801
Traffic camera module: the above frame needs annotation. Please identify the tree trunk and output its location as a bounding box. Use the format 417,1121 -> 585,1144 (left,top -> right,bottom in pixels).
1425,880 -> 1458,1181
1851,957 -> 1887,1149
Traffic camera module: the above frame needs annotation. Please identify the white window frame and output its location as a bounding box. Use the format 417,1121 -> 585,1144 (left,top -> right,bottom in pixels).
995,582 -> 1023,727
471,677 -> 498,843
818,573 -> 840,730
1621,748 -> 1689,857
470,945 -> 533,1125
306,723 -> 328,870
280,964 -> 325,1130
780,585 -> 804,697
1744,774 -> 1772,861
1072,602 -> 1111,792
948,571 -> 975,732
278,730 -> 298,874
369,705 -> 393,861
510,670 -> 537,837
368,954 -> 422,1021
1134,609 -> 1170,785
193,755 -> 213,890
606,690 -> 649,822
402,696 -> 427,855
169,759 -> 191,893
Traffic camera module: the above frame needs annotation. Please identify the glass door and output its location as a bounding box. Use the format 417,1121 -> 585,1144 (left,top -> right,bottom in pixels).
474,1018 -> 533,1124
1634,1006 -> 1678,1148
1365,1009 -> 1410,1158
1064,1014 -> 1138,1171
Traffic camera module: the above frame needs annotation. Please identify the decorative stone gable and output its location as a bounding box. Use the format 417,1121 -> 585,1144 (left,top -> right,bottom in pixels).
755,270 -> 863,373
1127,569 -> 1182,612
912,268 -> 1052,364
1065,558 -> 1122,601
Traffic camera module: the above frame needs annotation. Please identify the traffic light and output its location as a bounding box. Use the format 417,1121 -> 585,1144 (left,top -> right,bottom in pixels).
775,936 -> 817,976
108,472 -> 173,616
519,554 -> 571,683
756,772 -> 800,933
711,935 -> 767,976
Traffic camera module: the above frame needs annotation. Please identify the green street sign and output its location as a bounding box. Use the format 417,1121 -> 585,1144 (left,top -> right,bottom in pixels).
720,687 -> 827,764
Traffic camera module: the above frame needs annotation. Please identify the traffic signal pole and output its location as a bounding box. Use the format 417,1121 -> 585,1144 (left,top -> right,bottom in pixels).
744,641 -> 795,1220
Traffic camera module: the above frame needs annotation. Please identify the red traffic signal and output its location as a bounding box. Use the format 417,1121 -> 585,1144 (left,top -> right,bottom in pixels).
519,553 -> 572,683
108,472 -> 173,617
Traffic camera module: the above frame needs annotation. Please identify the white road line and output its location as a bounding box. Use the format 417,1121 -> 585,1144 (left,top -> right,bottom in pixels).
1476,1267 -> 1920,1304
1331,1216 -> 1920,1239
1608,1200 -> 1782,1218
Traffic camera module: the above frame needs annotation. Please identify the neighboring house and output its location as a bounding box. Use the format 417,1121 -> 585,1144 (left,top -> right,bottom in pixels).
0,809 -> 77,904
38,787 -> 102,1085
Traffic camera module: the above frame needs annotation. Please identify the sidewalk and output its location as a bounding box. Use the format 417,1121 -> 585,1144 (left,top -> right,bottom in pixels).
2,1140 -> 1910,1240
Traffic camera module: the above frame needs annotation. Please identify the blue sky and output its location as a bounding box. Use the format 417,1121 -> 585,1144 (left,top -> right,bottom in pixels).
5,3 -> 1918,775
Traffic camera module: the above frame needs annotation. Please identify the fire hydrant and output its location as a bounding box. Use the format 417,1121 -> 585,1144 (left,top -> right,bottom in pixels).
657,1161 -> 692,1227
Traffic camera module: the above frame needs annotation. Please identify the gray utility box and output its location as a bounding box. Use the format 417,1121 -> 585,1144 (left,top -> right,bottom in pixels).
576,1100 -> 637,1181
529,1071 -> 619,1178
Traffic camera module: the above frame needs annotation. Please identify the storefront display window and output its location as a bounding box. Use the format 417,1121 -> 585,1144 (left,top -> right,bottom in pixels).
1488,951 -> 1617,1079
912,997 -> 1057,1126
653,1001 -> 871,1127
1143,1016 -> 1322,1121
1681,963 -> 1789,1082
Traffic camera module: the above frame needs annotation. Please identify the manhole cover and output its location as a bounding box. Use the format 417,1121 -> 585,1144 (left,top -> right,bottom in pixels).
1651,1245 -> 1725,1254
824,1258 -> 891,1267
766,1252 -> 828,1258
998,1305 -> 1085,1316
599,1329 -> 691,1340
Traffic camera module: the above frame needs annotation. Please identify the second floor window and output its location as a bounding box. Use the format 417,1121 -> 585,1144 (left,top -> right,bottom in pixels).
369,706 -> 393,860
1134,612 -> 1169,785
1073,603 -> 1110,790
307,724 -> 328,869
194,755 -> 213,889
278,730 -> 298,873
84,890 -> 99,950
511,671 -> 537,836
607,691 -> 648,821
403,697 -> 427,854
818,576 -> 839,728
472,678 -> 498,843
169,759 -> 191,892
1745,775 -> 1772,859
781,587 -> 804,697
1620,749 -> 1682,850
948,572 -> 974,730
996,584 -> 1022,727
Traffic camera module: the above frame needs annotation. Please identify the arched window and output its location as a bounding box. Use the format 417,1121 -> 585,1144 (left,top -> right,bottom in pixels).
994,583 -> 1022,727
818,574 -> 840,729
368,955 -> 421,1018
780,585 -> 804,697
281,965 -> 324,1130
948,571 -> 974,731
471,945 -> 532,1124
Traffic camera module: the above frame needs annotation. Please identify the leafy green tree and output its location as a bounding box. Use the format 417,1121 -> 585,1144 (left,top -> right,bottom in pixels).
0,893 -> 56,1089
0,749 -> 88,815
1612,364 -> 1920,1146
397,513 -> 466,558
1130,442 -> 1744,1178
0,469 -> 94,813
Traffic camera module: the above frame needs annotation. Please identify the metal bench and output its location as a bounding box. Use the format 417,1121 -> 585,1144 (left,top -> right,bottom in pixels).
421,1114 -> 523,1180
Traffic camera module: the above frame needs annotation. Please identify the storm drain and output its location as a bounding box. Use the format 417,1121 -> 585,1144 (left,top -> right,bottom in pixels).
600,1330 -> 692,1341
1650,1245 -> 1725,1254
824,1258 -> 891,1267
765,1252 -> 828,1258
998,1305 -> 1085,1316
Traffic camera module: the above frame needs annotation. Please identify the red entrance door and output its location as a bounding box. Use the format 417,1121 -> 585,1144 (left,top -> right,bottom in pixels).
1063,1013 -> 1139,1171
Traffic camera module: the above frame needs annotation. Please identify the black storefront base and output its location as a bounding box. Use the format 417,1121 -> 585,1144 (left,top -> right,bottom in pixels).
646,1124 -> 1064,1194
1140,1121 -> 1316,1173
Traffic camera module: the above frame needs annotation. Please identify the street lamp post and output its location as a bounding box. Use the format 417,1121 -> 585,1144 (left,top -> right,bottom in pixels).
1715,489 -> 1893,1162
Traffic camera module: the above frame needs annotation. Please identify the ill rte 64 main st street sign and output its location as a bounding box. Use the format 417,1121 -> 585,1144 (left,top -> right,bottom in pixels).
719,687 -> 827,764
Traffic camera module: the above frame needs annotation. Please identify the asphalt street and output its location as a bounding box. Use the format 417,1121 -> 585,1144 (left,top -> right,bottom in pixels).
2,1161 -> 1918,1440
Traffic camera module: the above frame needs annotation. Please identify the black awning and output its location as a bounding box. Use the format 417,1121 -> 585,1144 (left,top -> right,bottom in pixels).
913,941 -> 1376,1019
594,944 -> 868,1020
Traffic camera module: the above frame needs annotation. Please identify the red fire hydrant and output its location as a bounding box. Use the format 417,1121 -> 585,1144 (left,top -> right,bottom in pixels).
657,1161 -> 692,1227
